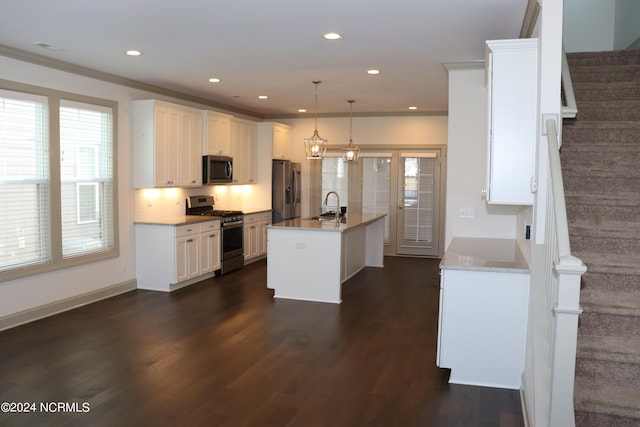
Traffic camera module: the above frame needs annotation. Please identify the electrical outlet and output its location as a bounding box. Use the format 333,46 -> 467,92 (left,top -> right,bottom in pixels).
460,207 -> 475,219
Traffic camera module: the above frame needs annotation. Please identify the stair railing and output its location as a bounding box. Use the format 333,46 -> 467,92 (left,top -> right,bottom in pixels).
562,48 -> 578,119
543,118 -> 586,426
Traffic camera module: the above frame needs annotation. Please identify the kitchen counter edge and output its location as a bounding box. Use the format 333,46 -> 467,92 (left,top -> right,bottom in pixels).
440,237 -> 530,273
268,213 -> 386,233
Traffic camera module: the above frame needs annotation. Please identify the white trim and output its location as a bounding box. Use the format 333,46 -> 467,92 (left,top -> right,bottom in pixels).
0,279 -> 136,331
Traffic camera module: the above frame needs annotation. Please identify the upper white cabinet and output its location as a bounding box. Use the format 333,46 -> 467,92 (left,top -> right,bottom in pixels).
259,122 -> 292,160
485,39 -> 538,205
230,118 -> 258,184
203,111 -> 233,156
134,100 -> 202,188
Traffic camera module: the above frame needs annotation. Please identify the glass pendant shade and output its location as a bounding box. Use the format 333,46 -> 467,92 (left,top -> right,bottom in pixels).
342,100 -> 360,162
304,129 -> 327,159
304,81 -> 327,160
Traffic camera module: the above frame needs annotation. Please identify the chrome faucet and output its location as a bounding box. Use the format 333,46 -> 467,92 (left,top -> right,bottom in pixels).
324,191 -> 340,222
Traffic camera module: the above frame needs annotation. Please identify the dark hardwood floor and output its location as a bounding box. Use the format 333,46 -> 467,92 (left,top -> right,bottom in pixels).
0,257 -> 524,427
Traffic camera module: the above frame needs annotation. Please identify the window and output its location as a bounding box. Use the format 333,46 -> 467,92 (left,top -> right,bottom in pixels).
361,155 -> 392,245
320,156 -> 348,213
0,83 -> 117,280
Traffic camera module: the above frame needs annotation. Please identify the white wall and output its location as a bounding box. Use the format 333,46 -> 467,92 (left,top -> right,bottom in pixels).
443,64 -> 524,249
563,0 -> 616,52
615,0 -> 640,49
564,0 -> 640,52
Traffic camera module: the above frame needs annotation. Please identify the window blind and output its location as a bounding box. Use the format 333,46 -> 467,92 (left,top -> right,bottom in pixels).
402,156 -> 435,245
0,92 -> 50,271
361,156 -> 391,244
321,157 -> 348,214
59,100 -> 114,258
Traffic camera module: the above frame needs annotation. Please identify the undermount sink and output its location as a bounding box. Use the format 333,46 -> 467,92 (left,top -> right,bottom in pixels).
306,213 -> 346,224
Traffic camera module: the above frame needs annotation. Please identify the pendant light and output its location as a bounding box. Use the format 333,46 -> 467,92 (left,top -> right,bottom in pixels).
304,80 -> 327,159
342,100 -> 360,163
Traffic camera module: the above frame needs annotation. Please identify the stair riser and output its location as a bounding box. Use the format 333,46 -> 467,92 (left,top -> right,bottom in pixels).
580,311 -> 640,338
576,358 -> 640,387
575,410 -> 640,427
563,126 -> 640,145
570,67 -> 640,84
561,151 -> 640,173
574,84 -> 640,102
567,204 -> 638,227
568,51 -> 639,67
575,103 -> 640,121
571,235 -> 640,257
581,272 -> 639,293
563,176 -> 640,196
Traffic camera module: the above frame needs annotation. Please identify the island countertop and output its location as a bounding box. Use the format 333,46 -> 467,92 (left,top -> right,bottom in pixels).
269,213 -> 387,233
440,237 -> 529,273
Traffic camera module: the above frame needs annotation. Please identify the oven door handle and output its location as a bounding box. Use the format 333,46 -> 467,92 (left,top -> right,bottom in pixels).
223,220 -> 244,227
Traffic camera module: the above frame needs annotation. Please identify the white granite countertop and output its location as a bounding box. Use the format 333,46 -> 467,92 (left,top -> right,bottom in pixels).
269,213 -> 386,233
440,237 -> 529,273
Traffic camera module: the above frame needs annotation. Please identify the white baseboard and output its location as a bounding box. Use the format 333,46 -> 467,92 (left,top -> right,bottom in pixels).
0,279 -> 137,332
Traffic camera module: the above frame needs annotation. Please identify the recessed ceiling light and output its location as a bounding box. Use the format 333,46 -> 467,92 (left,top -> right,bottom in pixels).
322,32 -> 343,40
126,50 -> 142,56
367,69 -> 381,75
258,95 -> 268,100
208,77 -> 221,83
408,106 -> 418,110
298,109 -> 307,113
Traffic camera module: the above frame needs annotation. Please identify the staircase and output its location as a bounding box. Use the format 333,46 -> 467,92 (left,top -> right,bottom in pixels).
561,49 -> 640,427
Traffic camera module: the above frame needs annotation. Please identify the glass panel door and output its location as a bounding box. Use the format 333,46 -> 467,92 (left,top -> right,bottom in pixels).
397,152 -> 439,256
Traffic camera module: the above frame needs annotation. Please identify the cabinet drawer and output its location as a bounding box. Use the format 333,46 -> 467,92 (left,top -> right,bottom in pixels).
200,220 -> 220,232
244,214 -> 260,224
175,223 -> 201,238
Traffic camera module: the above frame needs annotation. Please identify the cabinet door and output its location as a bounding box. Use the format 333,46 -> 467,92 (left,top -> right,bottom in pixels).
258,220 -> 269,256
179,111 -> 202,187
175,235 -> 199,283
273,125 -> 291,160
200,230 -> 221,274
486,39 -> 537,205
231,120 -> 257,184
154,105 -> 180,187
204,112 -> 232,156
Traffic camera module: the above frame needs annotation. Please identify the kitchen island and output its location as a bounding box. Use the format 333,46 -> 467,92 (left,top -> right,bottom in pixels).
267,213 -> 386,303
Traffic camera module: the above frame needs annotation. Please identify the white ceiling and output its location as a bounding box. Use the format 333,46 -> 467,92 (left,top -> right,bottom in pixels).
0,0 -> 528,118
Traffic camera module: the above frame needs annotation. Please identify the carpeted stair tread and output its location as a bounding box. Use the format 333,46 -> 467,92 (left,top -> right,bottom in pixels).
577,336 -> 640,364
562,120 -> 640,145
581,271 -> 639,293
574,382 -> 640,420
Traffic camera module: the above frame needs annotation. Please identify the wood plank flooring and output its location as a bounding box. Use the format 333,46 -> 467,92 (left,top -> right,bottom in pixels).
0,257 -> 524,427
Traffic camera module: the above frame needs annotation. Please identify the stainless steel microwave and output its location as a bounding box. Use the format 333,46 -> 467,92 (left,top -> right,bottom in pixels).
202,155 -> 233,184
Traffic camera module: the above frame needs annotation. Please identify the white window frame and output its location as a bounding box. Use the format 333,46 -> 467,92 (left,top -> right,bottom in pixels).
0,79 -> 118,282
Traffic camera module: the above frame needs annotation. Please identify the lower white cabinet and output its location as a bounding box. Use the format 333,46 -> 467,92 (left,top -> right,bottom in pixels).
244,211 -> 271,263
135,220 -> 221,291
437,267 -> 529,389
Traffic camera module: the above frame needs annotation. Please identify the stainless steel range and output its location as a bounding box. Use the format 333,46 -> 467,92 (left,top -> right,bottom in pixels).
186,195 -> 244,275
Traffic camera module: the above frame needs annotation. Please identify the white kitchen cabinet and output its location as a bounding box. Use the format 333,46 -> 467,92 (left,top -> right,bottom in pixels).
203,111 -> 233,156
437,237 -> 530,389
199,220 -> 221,274
244,211 -> 271,263
135,219 -> 221,292
258,122 -> 291,160
133,100 -> 202,188
230,118 -> 258,184
485,39 -> 538,205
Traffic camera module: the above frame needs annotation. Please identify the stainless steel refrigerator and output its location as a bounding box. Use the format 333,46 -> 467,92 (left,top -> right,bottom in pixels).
272,159 -> 301,223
